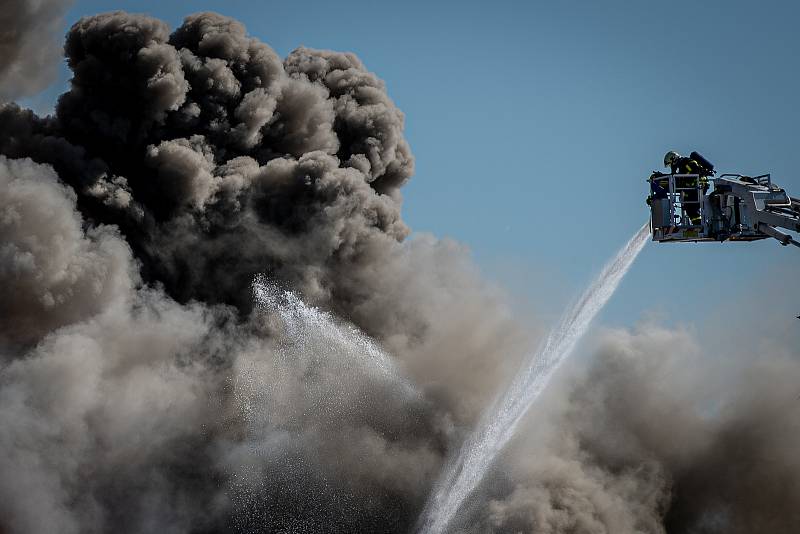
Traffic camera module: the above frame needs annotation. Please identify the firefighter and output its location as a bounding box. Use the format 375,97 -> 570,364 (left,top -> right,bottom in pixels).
663,150 -> 713,225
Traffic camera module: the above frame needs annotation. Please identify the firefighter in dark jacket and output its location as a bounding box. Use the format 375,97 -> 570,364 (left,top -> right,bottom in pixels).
663,150 -> 713,225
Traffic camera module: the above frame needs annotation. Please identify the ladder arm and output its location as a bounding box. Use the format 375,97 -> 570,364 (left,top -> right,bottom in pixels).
753,196 -> 800,248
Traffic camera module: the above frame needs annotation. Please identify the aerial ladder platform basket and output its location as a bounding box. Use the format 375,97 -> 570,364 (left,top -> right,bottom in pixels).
648,173 -> 800,248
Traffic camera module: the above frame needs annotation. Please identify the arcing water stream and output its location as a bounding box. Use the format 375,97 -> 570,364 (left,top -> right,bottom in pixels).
417,222 -> 650,534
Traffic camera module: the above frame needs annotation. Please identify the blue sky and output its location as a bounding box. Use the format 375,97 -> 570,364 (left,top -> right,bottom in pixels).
24,0 -> 800,346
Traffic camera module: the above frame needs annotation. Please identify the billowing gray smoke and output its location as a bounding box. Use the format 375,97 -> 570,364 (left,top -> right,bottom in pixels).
442,324 -> 800,534
1,8 -> 799,534
0,10 -> 522,533
0,0 -> 73,101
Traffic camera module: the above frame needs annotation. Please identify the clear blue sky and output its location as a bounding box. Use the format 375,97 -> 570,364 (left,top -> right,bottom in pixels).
24,0 -> 800,346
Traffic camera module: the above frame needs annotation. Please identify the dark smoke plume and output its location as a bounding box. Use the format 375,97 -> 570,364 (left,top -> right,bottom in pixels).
0,10 -> 525,533
0,10 -> 413,317
1,9 -> 799,534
